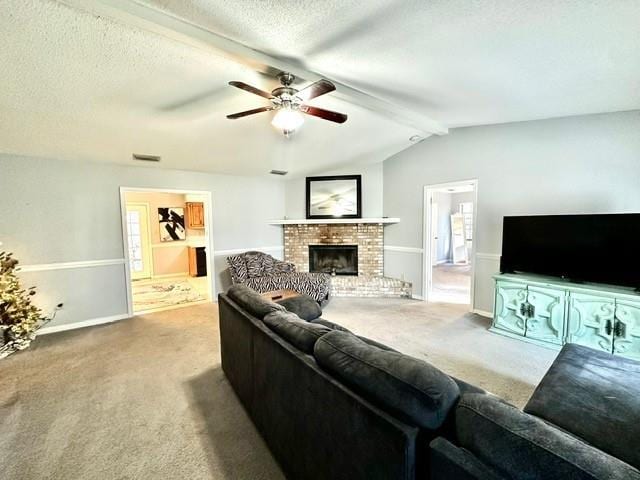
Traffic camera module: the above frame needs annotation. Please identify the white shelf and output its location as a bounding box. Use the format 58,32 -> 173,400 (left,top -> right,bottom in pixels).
268,217 -> 400,225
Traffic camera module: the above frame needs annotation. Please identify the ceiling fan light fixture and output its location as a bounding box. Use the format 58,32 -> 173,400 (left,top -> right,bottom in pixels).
271,107 -> 304,134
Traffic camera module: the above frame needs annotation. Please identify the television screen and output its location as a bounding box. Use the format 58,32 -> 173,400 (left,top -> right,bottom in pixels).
500,214 -> 640,289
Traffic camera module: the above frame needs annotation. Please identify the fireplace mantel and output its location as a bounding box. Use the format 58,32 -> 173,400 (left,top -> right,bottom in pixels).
269,217 -> 399,225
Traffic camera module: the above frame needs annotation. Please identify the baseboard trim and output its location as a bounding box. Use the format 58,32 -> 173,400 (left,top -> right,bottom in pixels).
412,294 -> 424,300
214,246 -> 283,256
38,313 -> 130,335
472,309 -> 493,318
384,245 -> 424,254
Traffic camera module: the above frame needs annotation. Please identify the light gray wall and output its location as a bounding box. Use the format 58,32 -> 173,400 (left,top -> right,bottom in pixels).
284,162 -> 384,218
383,110 -> 640,311
0,154 -> 285,328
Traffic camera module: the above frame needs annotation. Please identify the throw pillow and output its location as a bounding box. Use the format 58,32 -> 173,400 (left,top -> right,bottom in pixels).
277,294 -> 322,321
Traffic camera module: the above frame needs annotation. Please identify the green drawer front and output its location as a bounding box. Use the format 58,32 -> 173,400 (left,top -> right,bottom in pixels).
566,292 -> 614,354
494,280 -> 527,336
525,286 -> 566,345
613,300 -> 640,361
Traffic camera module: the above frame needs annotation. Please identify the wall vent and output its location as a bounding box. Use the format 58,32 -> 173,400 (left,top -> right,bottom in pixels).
270,169 -> 288,176
133,153 -> 161,162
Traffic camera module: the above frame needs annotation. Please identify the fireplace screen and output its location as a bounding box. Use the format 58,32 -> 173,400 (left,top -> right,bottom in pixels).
309,245 -> 358,276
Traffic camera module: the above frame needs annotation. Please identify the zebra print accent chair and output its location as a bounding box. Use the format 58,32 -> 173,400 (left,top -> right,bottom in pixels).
226,251 -> 331,303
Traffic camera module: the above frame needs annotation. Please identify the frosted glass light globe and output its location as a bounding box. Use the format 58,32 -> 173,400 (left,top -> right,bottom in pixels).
271,108 -> 304,132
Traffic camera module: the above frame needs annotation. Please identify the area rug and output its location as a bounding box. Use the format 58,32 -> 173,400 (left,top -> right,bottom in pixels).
132,279 -> 206,311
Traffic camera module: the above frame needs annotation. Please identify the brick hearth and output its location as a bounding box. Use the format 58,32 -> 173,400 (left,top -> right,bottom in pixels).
283,223 -> 412,298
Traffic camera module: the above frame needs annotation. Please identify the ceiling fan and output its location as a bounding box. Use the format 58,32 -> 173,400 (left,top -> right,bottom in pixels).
226,72 -> 348,136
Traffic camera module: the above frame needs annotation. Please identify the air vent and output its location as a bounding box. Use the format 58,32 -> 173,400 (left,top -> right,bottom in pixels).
133,153 -> 161,162
270,169 -> 288,176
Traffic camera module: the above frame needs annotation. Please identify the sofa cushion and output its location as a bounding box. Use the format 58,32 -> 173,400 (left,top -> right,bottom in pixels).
244,271 -> 330,303
309,319 -> 399,352
276,294 -> 322,321
314,330 -> 460,430
226,255 -> 248,283
226,284 -> 285,319
456,393 -> 640,480
263,310 -> 333,354
524,343 -> 640,471
311,318 -> 350,331
429,437 -> 505,480
244,251 -> 266,278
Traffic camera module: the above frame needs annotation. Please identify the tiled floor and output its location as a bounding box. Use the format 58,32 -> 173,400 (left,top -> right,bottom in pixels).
431,262 -> 471,304
131,275 -> 210,313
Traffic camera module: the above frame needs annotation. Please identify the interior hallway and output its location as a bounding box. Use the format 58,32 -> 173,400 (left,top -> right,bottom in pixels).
431,263 -> 472,304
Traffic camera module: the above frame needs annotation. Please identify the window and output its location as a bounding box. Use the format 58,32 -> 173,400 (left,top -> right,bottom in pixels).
126,210 -> 143,272
459,202 -> 473,240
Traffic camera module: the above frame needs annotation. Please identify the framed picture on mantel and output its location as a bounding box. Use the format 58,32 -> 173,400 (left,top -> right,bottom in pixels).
306,175 -> 362,219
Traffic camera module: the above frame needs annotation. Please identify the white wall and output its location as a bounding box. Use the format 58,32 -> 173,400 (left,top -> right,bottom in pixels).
284,162 -> 384,218
383,110 -> 640,311
0,154 -> 285,329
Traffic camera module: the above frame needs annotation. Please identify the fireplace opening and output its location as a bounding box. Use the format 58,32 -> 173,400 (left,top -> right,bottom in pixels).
309,245 -> 358,276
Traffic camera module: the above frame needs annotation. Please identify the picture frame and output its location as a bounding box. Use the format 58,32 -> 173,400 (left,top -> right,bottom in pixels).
306,175 -> 362,219
158,207 -> 186,242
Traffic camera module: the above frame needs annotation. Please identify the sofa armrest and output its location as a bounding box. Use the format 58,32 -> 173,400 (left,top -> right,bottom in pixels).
429,437 -> 504,480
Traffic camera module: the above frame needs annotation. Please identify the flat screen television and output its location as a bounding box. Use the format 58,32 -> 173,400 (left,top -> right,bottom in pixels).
500,213 -> 640,289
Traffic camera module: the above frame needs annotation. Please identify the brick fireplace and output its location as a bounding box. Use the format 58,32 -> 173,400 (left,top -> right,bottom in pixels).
282,222 -> 411,298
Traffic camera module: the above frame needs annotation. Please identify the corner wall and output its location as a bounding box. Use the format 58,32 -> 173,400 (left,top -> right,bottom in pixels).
383,110 -> 640,312
0,154 -> 285,330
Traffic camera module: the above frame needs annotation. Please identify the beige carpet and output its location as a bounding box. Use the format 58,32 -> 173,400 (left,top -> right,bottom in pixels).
0,298 -> 559,479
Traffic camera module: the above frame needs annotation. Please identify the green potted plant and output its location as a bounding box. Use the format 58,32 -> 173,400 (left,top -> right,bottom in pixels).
0,251 -> 61,359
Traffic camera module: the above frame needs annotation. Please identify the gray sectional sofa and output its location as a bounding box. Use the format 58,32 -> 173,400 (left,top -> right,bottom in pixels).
219,284 -> 640,480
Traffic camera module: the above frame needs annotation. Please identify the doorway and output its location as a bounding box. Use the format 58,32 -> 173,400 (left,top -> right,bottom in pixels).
120,187 -> 215,315
423,180 -> 477,307
126,203 -> 153,280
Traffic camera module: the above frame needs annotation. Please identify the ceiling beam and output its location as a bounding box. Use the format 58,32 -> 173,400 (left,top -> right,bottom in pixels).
59,0 -> 448,136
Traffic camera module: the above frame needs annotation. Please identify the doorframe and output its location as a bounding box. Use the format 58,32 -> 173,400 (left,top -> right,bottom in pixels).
119,187 -> 216,316
422,179 -> 478,309
125,201 -> 154,280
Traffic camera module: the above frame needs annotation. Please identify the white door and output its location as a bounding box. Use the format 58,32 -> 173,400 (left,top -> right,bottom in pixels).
126,204 -> 152,280
431,202 -> 439,266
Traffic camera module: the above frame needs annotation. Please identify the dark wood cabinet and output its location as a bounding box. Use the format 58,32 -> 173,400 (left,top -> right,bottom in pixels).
188,247 -> 207,277
186,202 -> 205,229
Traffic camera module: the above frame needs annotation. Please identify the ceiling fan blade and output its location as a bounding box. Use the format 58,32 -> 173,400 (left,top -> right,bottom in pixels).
299,105 -> 347,124
226,106 -> 275,119
296,79 -> 336,101
229,81 -> 273,99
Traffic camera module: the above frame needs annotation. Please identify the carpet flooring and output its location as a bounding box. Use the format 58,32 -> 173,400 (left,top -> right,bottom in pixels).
0,298 -> 559,479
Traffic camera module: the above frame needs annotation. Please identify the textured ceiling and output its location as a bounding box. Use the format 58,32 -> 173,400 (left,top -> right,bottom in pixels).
0,0 -> 420,177
2,1 -> 639,178
139,0 -> 640,127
